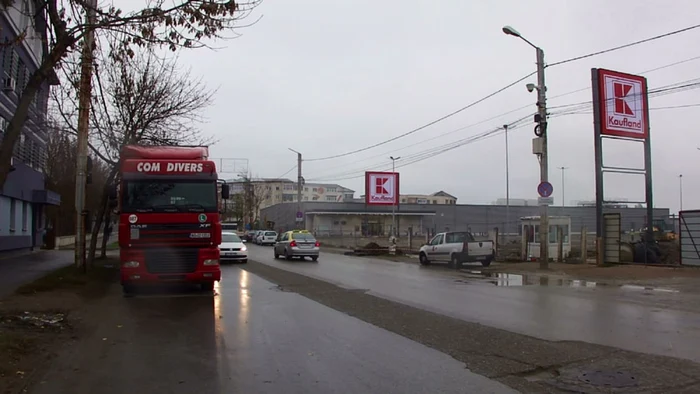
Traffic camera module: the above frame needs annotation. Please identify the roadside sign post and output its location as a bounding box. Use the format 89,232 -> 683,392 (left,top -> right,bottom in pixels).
296,211 -> 303,223
591,68 -> 652,266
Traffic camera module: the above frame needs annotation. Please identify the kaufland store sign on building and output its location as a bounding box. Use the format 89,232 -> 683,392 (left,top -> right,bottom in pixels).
597,69 -> 648,140
365,171 -> 399,206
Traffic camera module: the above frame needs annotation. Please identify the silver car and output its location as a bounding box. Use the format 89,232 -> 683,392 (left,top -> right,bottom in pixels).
273,231 -> 320,261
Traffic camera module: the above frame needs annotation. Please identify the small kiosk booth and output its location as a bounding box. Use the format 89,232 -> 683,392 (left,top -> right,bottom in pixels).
520,216 -> 572,261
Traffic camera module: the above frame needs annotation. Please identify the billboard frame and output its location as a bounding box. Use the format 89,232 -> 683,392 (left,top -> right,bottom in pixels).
591,68 -> 653,265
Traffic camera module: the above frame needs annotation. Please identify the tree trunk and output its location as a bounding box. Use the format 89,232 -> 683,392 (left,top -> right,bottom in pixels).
88,169 -> 117,265
99,202 -> 111,258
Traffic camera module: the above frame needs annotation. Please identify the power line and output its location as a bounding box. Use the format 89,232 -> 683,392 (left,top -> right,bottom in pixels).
274,165 -> 296,179
309,117 -> 532,182
309,78 -> 700,182
548,23 -> 700,67
650,103 -> 700,111
303,71 -> 537,162
307,58 -> 700,179
307,53 -> 700,167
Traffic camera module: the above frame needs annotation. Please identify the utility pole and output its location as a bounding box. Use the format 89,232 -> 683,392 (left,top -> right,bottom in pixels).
390,156 -> 400,237
74,0 -> 97,270
503,124 -> 510,237
558,166 -> 568,206
679,174 -> 683,212
503,25 -> 550,269
289,148 -> 303,229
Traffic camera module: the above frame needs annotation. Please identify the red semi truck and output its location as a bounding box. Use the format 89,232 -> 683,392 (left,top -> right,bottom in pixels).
111,145 -> 230,294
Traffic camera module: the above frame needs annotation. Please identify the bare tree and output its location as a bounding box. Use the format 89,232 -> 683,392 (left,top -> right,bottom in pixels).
0,0 -> 260,189
234,172 -> 271,228
43,122 -> 111,237
53,40 -> 216,264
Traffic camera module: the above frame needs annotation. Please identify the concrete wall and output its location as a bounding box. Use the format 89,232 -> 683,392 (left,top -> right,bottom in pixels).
261,201 -> 671,236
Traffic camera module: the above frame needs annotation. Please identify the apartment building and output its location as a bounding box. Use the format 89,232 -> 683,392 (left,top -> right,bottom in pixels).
400,191 -> 457,205
226,177 -> 355,219
0,3 -> 61,252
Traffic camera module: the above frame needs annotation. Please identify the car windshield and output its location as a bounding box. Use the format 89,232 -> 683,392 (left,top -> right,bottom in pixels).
265,232 -> 276,236
292,233 -> 315,241
122,180 -> 217,213
222,233 -> 241,243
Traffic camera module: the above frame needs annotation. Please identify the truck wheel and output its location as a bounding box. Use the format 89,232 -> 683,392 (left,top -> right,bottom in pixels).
419,253 -> 430,266
481,258 -> 492,267
122,284 -> 136,296
201,282 -> 215,291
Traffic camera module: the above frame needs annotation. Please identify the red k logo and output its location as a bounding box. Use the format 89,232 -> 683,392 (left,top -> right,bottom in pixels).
613,82 -> 634,116
375,177 -> 389,194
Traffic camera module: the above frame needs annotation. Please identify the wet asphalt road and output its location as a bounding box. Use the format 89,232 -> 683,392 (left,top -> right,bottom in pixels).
33,266 -> 514,394
246,244 -> 700,363
0,250 -> 74,297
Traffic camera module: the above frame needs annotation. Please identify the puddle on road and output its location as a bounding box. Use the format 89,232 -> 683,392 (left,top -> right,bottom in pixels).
458,270 -> 680,293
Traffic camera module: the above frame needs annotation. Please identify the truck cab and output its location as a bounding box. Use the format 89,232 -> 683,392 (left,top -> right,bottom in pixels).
112,145 -> 230,294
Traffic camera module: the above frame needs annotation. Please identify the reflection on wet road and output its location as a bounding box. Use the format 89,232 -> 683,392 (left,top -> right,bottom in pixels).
214,268 -> 514,393
247,245 -> 700,363
34,267 -> 514,394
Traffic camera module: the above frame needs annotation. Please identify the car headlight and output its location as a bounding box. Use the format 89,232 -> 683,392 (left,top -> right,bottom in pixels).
241,245 -> 247,251
203,259 -> 219,266
123,261 -> 139,268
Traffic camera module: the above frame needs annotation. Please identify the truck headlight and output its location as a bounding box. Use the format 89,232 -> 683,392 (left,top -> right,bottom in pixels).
203,259 -> 219,266
123,261 -> 139,268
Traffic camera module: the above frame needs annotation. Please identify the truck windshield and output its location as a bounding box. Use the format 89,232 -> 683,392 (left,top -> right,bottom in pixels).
122,180 -> 217,213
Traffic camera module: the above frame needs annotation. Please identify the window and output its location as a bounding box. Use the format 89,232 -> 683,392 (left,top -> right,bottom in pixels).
21,201 -> 28,231
15,60 -> 24,95
312,188 -> 317,192
121,180 -> 218,213
222,233 -> 241,243
430,234 -> 444,245
9,199 -> 16,231
327,187 -> 337,193
325,195 -> 336,201
264,231 -> 276,236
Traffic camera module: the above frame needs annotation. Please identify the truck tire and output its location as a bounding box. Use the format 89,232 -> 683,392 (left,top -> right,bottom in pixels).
201,282 -> 215,291
481,258 -> 492,267
419,253 -> 430,266
122,284 -> 136,296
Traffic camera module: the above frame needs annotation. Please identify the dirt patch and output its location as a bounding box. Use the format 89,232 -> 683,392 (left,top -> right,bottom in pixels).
0,258 -> 118,394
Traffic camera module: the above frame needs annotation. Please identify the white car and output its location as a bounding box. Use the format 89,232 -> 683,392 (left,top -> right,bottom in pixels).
256,231 -> 278,246
219,232 -> 248,264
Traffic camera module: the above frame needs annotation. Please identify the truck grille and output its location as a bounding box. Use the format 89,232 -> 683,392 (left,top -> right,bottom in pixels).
130,223 -> 212,244
144,248 -> 199,274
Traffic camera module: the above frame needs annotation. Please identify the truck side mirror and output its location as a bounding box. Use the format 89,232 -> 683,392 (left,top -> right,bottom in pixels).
221,184 -> 230,200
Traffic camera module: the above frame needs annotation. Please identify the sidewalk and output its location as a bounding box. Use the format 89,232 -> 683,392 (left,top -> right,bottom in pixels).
0,250 -> 75,298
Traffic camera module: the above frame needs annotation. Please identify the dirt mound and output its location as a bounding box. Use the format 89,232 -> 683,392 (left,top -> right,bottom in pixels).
364,242 -> 383,250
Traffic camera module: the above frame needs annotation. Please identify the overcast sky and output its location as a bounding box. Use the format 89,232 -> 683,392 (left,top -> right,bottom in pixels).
163,0 -> 698,212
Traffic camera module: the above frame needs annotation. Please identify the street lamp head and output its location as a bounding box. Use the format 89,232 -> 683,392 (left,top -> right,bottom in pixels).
526,83 -> 536,93
502,25 -> 521,38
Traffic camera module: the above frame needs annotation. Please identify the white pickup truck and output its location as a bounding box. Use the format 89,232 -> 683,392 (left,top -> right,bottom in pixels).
418,231 -> 495,268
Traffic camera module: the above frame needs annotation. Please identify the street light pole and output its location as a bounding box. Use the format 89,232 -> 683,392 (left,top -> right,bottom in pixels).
289,148 -> 303,229
503,25 -> 550,269
558,166 -> 568,206
503,124 -> 510,238
679,174 -> 683,212
390,156 -> 400,237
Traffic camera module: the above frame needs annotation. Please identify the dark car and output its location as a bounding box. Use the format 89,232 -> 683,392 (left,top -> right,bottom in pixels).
244,231 -> 257,242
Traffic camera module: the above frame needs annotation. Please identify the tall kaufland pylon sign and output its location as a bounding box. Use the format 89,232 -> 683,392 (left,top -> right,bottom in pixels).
591,68 -> 652,265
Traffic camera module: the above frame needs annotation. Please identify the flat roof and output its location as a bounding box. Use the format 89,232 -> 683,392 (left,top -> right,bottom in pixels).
306,211 -> 435,216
